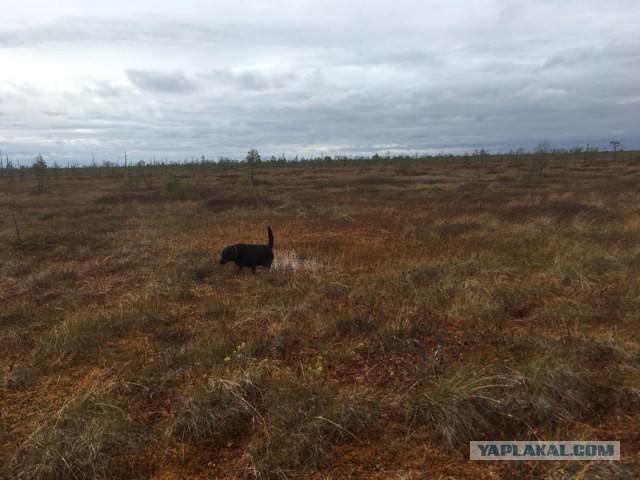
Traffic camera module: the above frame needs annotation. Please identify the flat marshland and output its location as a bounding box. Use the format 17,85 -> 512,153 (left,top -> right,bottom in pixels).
1,156 -> 639,478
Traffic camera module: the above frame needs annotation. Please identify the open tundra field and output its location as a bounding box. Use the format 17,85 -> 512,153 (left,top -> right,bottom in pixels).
1,155 -> 640,478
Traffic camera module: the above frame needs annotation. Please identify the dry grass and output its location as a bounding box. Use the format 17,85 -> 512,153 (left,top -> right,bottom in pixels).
10,380 -> 140,479
1,155 -> 640,478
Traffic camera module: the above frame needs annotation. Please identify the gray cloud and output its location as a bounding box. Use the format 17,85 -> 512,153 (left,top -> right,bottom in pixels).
204,70 -> 291,92
0,17 -> 229,48
1,0 -> 639,164
125,69 -> 197,94
542,47 -> 596,70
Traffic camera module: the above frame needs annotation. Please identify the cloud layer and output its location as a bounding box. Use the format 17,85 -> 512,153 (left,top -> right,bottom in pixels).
1,0 -> 638,164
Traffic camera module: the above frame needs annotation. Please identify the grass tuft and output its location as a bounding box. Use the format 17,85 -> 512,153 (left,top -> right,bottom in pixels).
248,372 -> 381,478
505,355 -> 593,427
408,368 -> 506,451
167,370 -> 266,444
11,385 -> 138,479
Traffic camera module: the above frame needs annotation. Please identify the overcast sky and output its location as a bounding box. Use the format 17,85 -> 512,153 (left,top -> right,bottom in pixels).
1,0 -> 638,164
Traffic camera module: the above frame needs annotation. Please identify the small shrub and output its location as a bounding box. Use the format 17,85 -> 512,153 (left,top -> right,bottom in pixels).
160,170 -> 184,198
233,176 -> 258,197
32,155 -> 48,192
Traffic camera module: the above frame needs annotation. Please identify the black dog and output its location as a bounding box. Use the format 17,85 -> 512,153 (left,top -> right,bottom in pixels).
219,226 -> 274,273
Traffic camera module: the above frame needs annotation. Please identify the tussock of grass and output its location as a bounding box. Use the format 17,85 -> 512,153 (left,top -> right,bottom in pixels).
248,321 -> 302,360
179,335 -> 235,370
248,372 -> 381,478
505,355 -> 593,427
168,370 -> 266,443
36,310 -> 130,365
169,340 -> 272,444
10,385 -> 138,479
408,368 -> 506,451
572,333 -> 640,369
23,263 -> 78,293
35,304 -> 176,367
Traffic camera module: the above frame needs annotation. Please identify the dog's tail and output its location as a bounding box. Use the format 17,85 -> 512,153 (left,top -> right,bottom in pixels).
267,226 -> 274,249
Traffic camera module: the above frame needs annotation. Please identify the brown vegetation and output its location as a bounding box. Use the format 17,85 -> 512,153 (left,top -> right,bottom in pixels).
1,155 -> 640,478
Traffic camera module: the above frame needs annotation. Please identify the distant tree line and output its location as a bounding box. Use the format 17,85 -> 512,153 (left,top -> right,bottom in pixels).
0,142 -> 636,181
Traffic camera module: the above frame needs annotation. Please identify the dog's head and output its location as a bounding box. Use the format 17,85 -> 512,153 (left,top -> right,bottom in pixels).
219,245 -> 238,265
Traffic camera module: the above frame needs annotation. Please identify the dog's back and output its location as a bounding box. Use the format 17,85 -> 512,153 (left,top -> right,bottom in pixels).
220,226 -> 274,273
